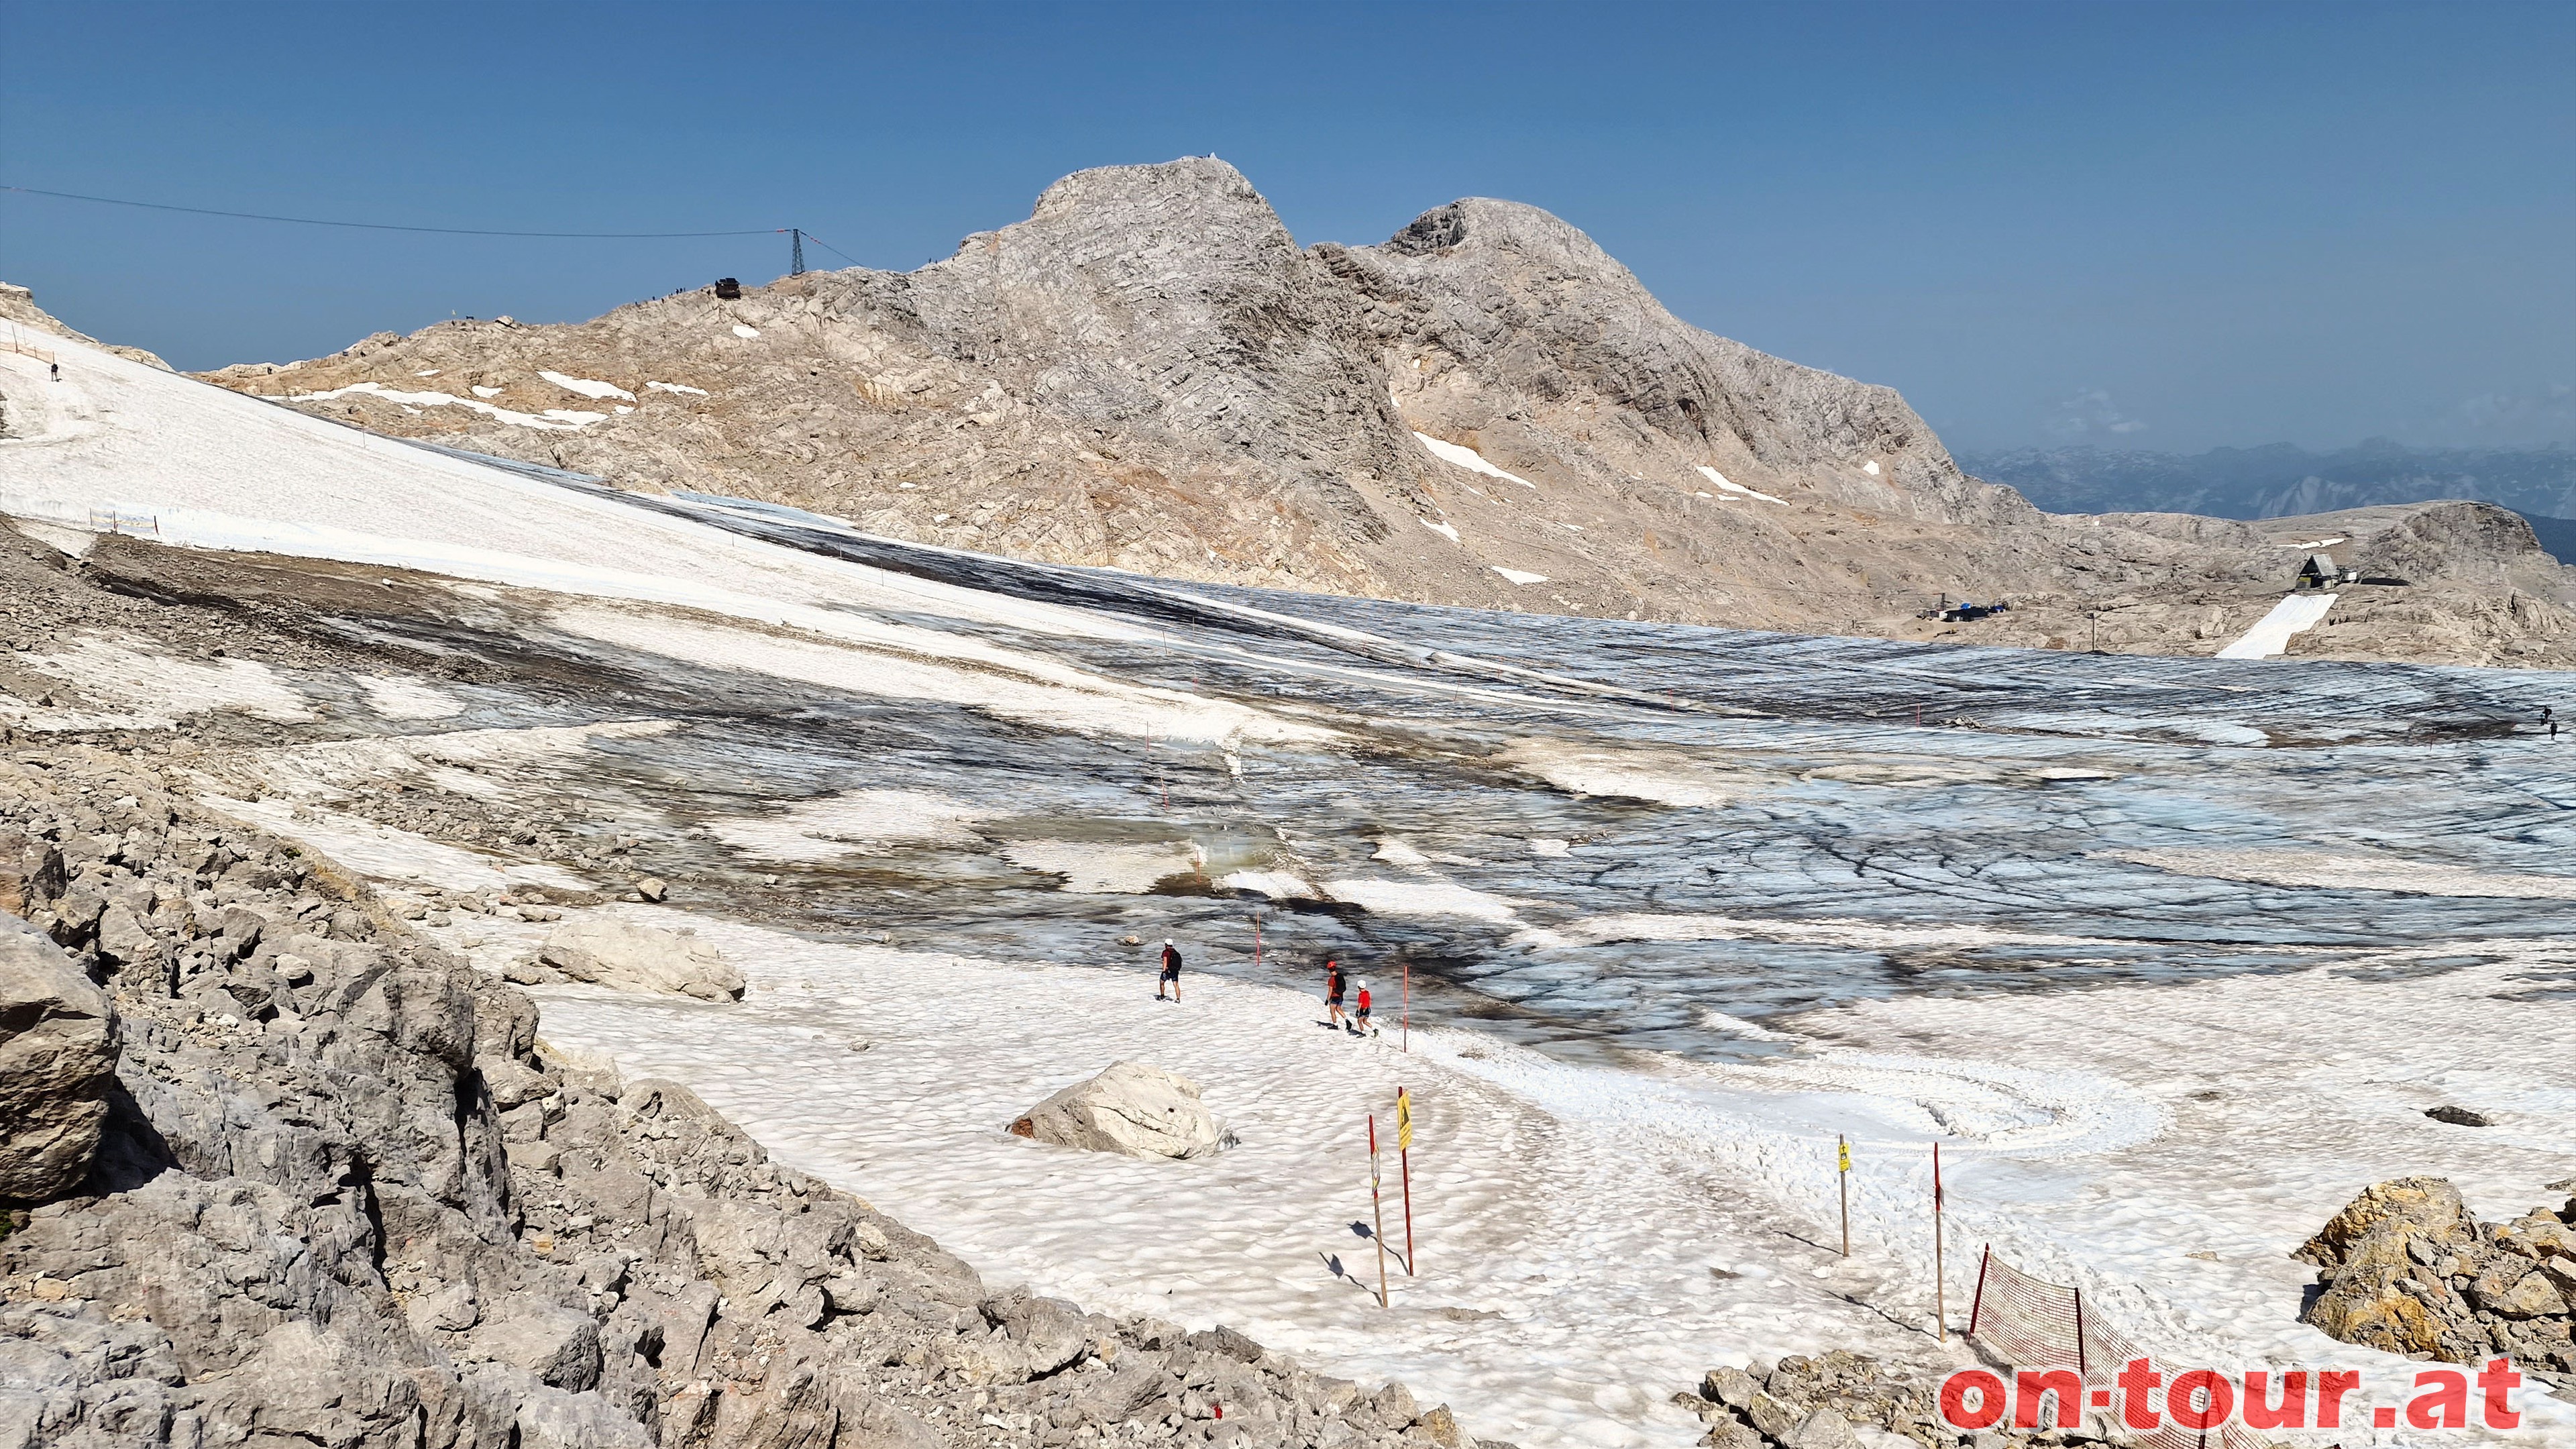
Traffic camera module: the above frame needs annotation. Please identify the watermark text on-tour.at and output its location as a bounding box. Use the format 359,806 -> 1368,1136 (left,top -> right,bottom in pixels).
1937,1358 -> 2526,1432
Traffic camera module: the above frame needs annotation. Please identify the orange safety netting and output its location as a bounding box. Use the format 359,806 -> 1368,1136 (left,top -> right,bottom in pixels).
1965,1246 -> 2263,1449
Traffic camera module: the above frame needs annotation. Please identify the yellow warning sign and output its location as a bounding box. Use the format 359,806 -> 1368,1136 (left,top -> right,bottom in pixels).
1837,1140 -> 1851,1173
1396,1089 -> 1413,1152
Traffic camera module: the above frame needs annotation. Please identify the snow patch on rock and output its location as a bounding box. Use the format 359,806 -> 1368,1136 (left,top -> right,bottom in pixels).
1697,466 -> 1785,504
539,370 -> 636,402
1413,432 -> 1536,489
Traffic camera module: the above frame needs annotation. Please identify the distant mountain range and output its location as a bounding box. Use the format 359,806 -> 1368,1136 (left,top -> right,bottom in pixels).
1961,441 -> 2576,545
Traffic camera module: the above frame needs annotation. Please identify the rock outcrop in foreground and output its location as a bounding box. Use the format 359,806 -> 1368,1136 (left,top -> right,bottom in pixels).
0,916 -> 117,1201
0,744 -> 1497,1447
1679,1350 -> 2068,1449
2295,1176 -> 2576,1380
182,158 -> 2576,667
1009,1063 -> 1230,1162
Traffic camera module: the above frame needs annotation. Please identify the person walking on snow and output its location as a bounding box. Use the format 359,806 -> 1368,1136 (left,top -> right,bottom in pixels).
1157,938 -> 1182,1002
1323,959 -> 1348,1028
1352,979 -> 1373,1036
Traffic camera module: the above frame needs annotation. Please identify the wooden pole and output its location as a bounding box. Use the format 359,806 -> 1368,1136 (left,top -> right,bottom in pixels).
1368,1115 -> 1390,1307
1837,1134 -> 1851,1257
1399,1088 -> 1416,1276
1933,1141 -> 1947,1342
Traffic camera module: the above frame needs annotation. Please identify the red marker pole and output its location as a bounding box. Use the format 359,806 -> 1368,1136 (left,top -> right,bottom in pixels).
1252,910 -> 1262,971
1368,1115 -> 1390,1307
1401,960 -> 1410,1053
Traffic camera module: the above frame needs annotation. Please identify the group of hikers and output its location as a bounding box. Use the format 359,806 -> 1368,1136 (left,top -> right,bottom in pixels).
1152,938 -> 1379,1036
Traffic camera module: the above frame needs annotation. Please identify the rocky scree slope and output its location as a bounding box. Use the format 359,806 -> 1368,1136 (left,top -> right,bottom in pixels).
189,160 -> 2576,666
0,544 -> 1501,1446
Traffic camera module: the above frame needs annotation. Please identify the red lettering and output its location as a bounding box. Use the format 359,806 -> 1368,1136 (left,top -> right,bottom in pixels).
1941,1370 -> 2007,1430
2116,1357 -> 2163,1431
2409,1368 -> 2469,1430
2015,1370 -> 2084,1430
2315,1369 -> 2361,1428
2167,1369 -> 2235,1430
2477,1357 -> 2522,1429
2241,1371 -> 2307,1430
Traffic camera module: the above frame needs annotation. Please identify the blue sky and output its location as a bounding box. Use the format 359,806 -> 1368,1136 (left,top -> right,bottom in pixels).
3,1 -> 2569,453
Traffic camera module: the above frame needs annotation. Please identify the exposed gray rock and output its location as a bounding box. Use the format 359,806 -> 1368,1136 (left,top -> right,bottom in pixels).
470,1307 -> 603,1391
537,914 -> 743,1001
1783,1408 -> 1863,1449
0,920 -> 117,1202
1701,1365 -> 1760,1409
1007,1060 -> 1229,1160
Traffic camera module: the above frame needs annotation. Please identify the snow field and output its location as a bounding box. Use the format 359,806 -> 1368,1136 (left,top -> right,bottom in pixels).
0,335 -> 1169,651
15,318 -> 2576,1446
2216,593 -> 2337,659
517,908 -> 2576,1447
521,911 -> 1990,1448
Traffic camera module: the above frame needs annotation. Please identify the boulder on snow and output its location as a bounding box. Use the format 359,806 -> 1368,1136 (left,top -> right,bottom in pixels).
0,918 -> 119,1201
2296,1175 -> 2480,1273
536,916 -> 742,1002
1008,1061 -> 1228,1161
2295,1176 -> 2576,1369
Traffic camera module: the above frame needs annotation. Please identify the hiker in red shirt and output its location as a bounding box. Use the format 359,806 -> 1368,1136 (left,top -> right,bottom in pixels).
1157,938 -> 1182,1002
1352,980 -> 1373,1036
1324,959 -> 1348,1028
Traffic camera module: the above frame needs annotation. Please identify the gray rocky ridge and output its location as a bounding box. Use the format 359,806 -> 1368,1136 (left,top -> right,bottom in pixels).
189,159 -> 2576,667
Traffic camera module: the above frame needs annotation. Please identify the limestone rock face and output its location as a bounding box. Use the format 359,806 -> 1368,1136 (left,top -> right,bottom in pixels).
0,918 -> 117,1201
188,158 -> 2576,666
538,916 -> 743,1001
1008,1061 -> 1228,1161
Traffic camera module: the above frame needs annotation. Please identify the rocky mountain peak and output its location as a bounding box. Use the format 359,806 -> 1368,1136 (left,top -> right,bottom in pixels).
169,157 -> 2576,664
1026,154 -> 1277,233
1378,195 -> 1638,284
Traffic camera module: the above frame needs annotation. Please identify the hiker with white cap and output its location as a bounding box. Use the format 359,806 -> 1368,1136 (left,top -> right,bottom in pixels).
1352,978 -> 1373,1036
1157,938 -> 1183,1002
